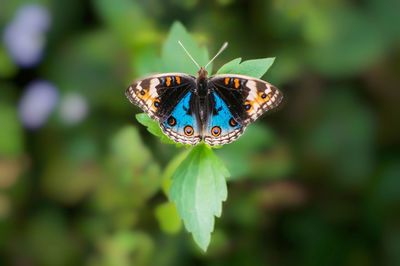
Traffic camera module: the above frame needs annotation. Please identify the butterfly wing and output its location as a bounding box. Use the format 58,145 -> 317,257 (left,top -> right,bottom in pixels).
126,73 -> 201,145
203,75 -> 283,146
209,74 -> 283,123
160,90 -> 202,145
203,90 -> 245,146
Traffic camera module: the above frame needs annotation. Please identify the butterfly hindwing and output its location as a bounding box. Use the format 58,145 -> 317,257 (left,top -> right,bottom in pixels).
209,74 -> 283,124
160,91 -> 201,145
203,91 -> 244,146
125,73 -> 201,145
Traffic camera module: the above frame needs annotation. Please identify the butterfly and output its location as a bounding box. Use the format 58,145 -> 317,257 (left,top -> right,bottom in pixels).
125,42 -> 283,146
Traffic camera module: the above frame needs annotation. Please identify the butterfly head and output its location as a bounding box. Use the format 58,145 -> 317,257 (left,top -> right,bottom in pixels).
178,40 -> 228,78
197,67 -> 208,80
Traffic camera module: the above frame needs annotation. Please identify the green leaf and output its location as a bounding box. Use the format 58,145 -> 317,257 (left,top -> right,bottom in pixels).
135,113 -> 175,145
154,202 -> 182,234
161,21 -> 211,75
217,57 -> 275,78
170,144 -> 229,251
161,149 -> 191,196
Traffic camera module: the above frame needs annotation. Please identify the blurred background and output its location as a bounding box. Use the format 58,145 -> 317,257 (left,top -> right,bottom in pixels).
1,0 -> 400,265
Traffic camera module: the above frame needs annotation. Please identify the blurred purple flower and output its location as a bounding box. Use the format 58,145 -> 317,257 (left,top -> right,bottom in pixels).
3,4 -> 51,67
59,93 -> 89,125
19,80 -> 59,129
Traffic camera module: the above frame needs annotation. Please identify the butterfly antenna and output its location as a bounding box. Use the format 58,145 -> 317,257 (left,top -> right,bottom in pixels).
178,41 -> 201,69
204,42 -> 228,69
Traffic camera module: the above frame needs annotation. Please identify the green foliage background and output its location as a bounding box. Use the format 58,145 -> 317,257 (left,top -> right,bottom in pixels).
1,0 -> 400,265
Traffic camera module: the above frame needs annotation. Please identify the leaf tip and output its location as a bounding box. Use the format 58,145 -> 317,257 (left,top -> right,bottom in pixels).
171,20 -> 185,30
193,234 -> 211,252
135,112 -> 146,122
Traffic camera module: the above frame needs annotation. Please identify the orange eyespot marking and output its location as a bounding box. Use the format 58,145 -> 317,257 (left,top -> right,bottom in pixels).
175,76 -> 181,84
184,125 -> 194,136
229,118 -> 238,127
234,78 -> 240,89
259,92 -> 270,102
224,77 -> 230,85
167,116 -> 176,126
166,77 -> 171,86
244,102 -> 253,112
137,89 -> 147,99
211,126 -> 222,137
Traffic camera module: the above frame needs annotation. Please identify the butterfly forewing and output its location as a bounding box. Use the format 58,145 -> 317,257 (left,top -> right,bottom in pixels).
126,73 -> 196,121
209,74 -> 283,124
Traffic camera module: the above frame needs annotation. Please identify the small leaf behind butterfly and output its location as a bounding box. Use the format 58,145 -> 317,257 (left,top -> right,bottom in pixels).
170,144 -> 229,251
135,113 -> 175,145
217,57 -> 275,79
161,21 -> 211,75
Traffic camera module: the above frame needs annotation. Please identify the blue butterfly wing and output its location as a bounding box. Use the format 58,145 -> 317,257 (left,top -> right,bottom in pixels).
160,91 -> 201,145
203,91 -> 244,146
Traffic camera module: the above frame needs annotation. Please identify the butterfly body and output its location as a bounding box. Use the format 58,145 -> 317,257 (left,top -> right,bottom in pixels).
126,67 -> 283,146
